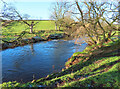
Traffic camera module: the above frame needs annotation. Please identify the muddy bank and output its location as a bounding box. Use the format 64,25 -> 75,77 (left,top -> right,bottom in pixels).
1,33 -> 69,50
65,40 -> 120,68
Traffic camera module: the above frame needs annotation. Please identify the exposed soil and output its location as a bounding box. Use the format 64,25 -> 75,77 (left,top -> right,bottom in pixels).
65,41 -> 120,68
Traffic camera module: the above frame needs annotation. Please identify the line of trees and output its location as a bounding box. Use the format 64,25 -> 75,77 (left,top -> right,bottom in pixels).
50,0 -> 119,47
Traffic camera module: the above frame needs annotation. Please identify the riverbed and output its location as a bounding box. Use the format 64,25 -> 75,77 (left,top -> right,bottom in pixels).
2,39 -> 87,83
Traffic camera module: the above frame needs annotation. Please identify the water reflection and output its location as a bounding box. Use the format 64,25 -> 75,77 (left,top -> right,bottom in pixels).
30,44 -> 34,55
2,39 -> 87,82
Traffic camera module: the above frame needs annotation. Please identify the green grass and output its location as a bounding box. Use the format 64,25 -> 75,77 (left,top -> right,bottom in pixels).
62,62 -> 120,87
2,20 -> 64,42
2,20 -> 56,32
47,57 -> 119,87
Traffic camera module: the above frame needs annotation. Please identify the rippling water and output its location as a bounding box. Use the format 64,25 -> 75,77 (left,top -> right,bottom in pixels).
2,39 -> 87,83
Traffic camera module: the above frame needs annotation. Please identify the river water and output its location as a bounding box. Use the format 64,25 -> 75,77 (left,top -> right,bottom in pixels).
2,39 -> 87,83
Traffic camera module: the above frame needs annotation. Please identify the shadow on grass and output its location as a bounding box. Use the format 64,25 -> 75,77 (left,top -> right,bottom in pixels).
92,59 -> 120,72
42,51 -> 119,82
66,70 -> 119,87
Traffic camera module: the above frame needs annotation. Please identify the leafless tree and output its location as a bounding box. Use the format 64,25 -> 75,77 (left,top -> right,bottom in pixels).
74,0 -> 119,47
1,0 -> 39,33
50,0 -> 71,30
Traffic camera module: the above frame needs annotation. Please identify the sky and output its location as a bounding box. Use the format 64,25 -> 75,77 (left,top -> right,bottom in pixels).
0,0 -> 76,20
0,0 -> 118,20
0,0 -> 63,20
0,0 -> 74,20
14,2 -> 53,20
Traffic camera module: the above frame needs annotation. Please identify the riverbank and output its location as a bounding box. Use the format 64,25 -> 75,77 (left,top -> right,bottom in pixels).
1,31 -> 69,50
1,20 -> 66,50
1,37 -> 120,88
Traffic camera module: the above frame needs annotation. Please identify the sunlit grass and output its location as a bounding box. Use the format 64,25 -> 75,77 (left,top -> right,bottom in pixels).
2,20 -> 64,42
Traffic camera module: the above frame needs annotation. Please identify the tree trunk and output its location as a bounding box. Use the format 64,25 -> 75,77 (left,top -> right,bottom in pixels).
30,26 -> 33,33
75,1 -> 97,45
59,24 -> 61,31
55,22 -> 57,30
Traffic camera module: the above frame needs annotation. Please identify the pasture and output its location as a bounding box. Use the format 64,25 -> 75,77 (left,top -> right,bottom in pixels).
2,20 -> 64,42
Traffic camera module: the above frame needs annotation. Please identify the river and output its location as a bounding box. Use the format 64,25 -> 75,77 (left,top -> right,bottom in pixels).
2,39 -> 87,83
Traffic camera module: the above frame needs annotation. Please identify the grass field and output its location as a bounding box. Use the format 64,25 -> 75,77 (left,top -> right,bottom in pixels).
1,20 -> 64,42
2,20 -> 119,43
2,20 -> 56,31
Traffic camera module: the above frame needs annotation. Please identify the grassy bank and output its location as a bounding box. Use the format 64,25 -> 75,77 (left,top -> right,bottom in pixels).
1,36 -> 120,88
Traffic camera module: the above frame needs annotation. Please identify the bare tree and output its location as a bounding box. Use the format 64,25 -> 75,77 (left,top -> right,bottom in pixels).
1,0 -> 39,33
50,0 -> 70,30
74,0 -> 119,47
